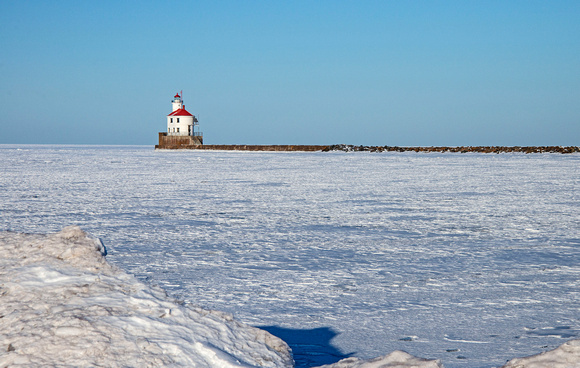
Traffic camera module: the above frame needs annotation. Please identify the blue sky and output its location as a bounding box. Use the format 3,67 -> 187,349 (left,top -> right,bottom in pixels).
1,1 -> 578,146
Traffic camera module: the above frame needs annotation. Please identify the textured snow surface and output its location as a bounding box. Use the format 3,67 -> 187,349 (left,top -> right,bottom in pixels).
317,351 -> 443,367
1,145 -> 579,367
0,227 -> 292,367
4,229 -> 575,368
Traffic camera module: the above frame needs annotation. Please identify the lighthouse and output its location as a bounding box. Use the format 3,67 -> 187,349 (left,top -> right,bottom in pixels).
156,92 -> 203,149
167,92 -> 200,137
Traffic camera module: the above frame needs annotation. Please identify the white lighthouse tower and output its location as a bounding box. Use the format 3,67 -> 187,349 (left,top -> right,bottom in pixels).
156,91 -> 203,149
166,92 -> 200,137
171,93 -> 183,111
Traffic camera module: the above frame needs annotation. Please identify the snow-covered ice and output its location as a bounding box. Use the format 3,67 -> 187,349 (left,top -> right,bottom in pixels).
4,227 -> 576,367
317,351 -> 443,367
0,145 -> 579,367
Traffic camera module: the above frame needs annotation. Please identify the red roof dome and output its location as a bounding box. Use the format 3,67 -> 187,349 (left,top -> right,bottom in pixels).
168,107 -> 193,117
174,93 -> 181,98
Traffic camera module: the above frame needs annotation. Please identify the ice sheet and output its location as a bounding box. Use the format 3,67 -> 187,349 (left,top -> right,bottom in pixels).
0,145 -> 579,367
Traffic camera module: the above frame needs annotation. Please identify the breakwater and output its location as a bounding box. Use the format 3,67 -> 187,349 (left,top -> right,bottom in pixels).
160,144 -> 330,151
156,144 -> 579,153
324,144 -> 580,153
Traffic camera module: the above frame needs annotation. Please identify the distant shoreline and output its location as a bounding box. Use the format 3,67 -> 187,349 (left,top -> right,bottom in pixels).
155,144 -> 579,153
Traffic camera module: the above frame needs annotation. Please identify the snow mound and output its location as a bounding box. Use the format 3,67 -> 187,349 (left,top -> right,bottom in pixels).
502,339 -> 580,368
316,350 -> 442,367
0,226 -> 292,367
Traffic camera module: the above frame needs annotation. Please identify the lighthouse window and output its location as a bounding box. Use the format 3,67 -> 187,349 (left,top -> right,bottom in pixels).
170,118 -> 173,123
177,118 -> 180,123
177,128 -> 180,133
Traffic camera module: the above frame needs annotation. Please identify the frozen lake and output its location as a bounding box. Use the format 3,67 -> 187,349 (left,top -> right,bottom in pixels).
1,145 -> 579,368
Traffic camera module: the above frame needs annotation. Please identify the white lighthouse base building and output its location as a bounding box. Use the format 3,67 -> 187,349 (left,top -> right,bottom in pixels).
156,92 -> 203,149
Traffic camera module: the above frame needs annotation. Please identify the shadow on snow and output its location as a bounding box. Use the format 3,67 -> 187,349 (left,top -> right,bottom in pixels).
259,326 -> 353,368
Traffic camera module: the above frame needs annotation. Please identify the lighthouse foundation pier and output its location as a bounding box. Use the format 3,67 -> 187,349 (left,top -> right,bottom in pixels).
154,137 -> 329,151
155,133 -> 203,149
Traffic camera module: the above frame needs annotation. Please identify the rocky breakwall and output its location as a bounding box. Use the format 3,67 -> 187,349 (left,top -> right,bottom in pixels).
180,145 -> 330,152
324,145 -> 580,154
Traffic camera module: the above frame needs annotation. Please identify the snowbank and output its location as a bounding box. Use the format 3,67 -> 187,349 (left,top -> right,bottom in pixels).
1,227 -> 578,368
0,227 -> 292,367
501,339 -> 580,368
